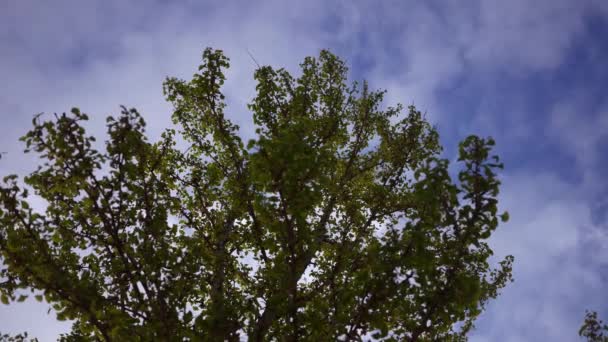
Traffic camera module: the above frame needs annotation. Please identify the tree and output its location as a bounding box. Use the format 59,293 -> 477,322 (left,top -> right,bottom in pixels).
580,311 -> 608,342
0,48 -> 513,341
0,332 -> 38,342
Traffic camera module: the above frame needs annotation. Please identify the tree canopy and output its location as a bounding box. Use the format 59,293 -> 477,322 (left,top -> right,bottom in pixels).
0,48 -> 513,341
580,311 -> 608,342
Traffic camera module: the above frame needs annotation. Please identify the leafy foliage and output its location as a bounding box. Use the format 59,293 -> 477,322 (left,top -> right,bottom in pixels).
0,332 -> 37,342
581,311 -> 608,342
0,48 -> 513,341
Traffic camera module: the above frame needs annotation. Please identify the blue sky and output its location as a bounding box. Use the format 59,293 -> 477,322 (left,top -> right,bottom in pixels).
1,0 -> 607,340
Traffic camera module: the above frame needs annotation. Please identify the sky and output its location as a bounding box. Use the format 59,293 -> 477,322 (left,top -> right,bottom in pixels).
1,0 -> 607,340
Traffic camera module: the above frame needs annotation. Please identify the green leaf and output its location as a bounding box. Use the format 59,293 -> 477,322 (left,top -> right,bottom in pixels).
500,211 -> 510,223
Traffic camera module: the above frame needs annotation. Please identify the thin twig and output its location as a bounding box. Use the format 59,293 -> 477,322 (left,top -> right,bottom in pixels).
246,48 -> 261,69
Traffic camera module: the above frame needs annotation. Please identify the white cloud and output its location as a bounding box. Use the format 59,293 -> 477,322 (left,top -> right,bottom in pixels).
470,170 -> 608,341
467,0 -> 589,72
550,97 -> 608,174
